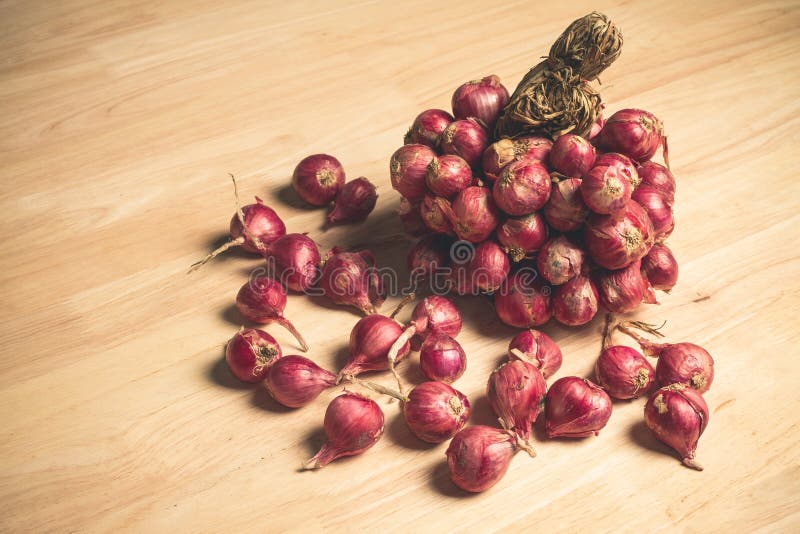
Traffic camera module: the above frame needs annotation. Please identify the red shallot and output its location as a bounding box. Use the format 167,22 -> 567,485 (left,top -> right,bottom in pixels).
545,377 -> 612,438
642,244 -> 679,291
419,334 -> 467,384
403,381 -> 470,443
440,118 -> 489,168
644,384 -> 708,470
598,109 -> 667,163
265,355 -> 337,408
388,296 -> 462,364
493,158 -> 551,216
292,154 -> 346,206
585,201 -> 655,270
638,161 -> 676,205
339,314 -> 410,378
235,276 -> 309,351
390,144 -> 436,200
631,185 -> 674,240
550,134 -> 596,177
405,109 -> 454,148
266,233 -> 321,293
225,328 -> 282,383
497,212 -> 548,262
507,329 -> 563,379
446,425 -> 532,493
451,75 -> 510,130
595,345 -> 655,400
494,270 -> 553,328
407,234 -> 453,278
552,275 -> 599,326
536,235 -> 584,285
327,177 -> 377,225
543,178 -> 589,232
596,260 -> 649,314
487,360 -> 547,443
466,240 -> 510,292
580,163 -> 632,216
426,155 -> 473,198
481,137 -> 552,182
437,186 -> 501,243
303,392 -> 384,469
319,250 -> 385,314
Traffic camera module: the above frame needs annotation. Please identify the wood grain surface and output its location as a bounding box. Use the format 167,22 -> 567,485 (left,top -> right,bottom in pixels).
1,0 -> 799,531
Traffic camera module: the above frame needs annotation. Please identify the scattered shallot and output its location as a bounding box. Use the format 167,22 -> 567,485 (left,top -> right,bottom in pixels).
446,425 -> 532,493
292,154 -> 346,206
235,276 -> 308,351
319,250 -> 385,314
545,377 -> 612,438
644,384 -> 708,470
494,271 -> 553,328
265,355 -> 337,408
225,328 -> 282,383
419,334 -> 467,384
487,360 -> 547,443
327,177 -> 377,225
507,329 -> 563,379
642,244 -> 679,291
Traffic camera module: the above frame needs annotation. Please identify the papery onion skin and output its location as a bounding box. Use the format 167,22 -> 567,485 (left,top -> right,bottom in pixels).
632,185 -> 674,240
487,360 -> 547,442
543,178 -> 589,232
638,161 -> 676,205
642,244 -> 679,291
482,137 -> 552,182
390,144 -> 437,200
585,201 -> 655,270
552,275 -> 599,326
594,153 -> 641,189
267,233 -> 321,292
225,328 -> 282,383
596,260 -> 649,314
265,355 -> 337,408
598,108 -> 666,163
303,392 -> 385,469
507,329 -> 563,379
340,314 -> 410,378
451,75 -> 510,131
545,377 -> 612,438
403,381 -> 470,443
420,194 -> 454,234
595,346 -> 655,400
497,212 -> 548,262
467,240 -> 510,292
419,334 -> 467,384
409,295 -> 463,340
550,134 -> 596,177
440,118 -> 490,168
327,177 -> 377,224
292,154 -> 346,206
494,270 -> 553,328
493,158 -> 551,216
536,235 -> 585,285
580,164 -> 632,216
446,425 -> 517,492
406,109 -> 454,148
426,155 -> 473,199
644,384 -> 708,470
437,186 -> 501,243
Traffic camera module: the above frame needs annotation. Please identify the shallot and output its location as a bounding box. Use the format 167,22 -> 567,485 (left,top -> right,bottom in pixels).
327,177 -> 377,225
266,233 -> 321,292
543,178 -> 589,232
580,163 -> 632,216
552,275 -> 599,326
451,75 -> 510,130
642,244 -> 679,291
405,109 -> 454,148
403,381 -> 470,443
550,134 -> 596,177
507,329 -> 563,379
644,384 -> 708,470
446,425 -> 531,493
225,328 -> 282,383
466,240 -> 510,292
437,186 -> 501,243
319,250 -> 385,314
493,158 -> 551,216
596,260 -> 650,314
235,276 -> 308,351
638,161 -> 676,205
482,137 -> 552,182
407,234 -> 452,278
487,360 -> 546,443
536,235 -> 584,285
595,346 -> 655,400
440,118 -> 489,168
594,153 -> 640,189
419,334 -> 467,384
265,355 -> 337,408
494,271 -> 553,328
303,392 -> 384,469
585,201 -> 655,270
497,212 -> 548,262
387,296 -> 462,364
545,377 -> 612,438
339,314 -> 410,378
631,185 -> 674,240
390,144 -> 436,200
292,154 -> 345,206
598,108 -> 666,163
426,155 -> 473,198
420,194 -> 454,234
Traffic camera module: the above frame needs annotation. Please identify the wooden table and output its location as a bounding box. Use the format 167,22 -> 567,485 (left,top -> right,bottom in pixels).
2,1 -> 798,531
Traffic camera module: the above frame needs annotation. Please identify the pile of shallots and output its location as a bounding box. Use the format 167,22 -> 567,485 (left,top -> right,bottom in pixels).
395,75 -> 678,329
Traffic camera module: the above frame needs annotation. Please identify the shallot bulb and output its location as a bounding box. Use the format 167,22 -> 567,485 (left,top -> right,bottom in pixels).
388,296 -> 462,363
292,154 -> 346,206
536,235 -> 585,285
497,212 -> 548,262
437,186 -> 501,243
653,343 -> 715,393
451,75 -> 510,130
580,164 -> 632,216
481,137 -> 552,182
642,244 -> 679,291
339,314 -> 410,378
420,194 -> 454,234
543,178 -> 589,232
466,241 -> 510,292
419,334 -> 467,384
440,118 -> 489,168
487,360 -> 547,442
507,329 -> 563,379
405,109 -> 454,148
403,381 -> 470,443
390,144 -> 436,200
265,355 -> 337,408
595,346 -> 655,400
596,260 -> 650,314
303,392 -> 384,470
594,153 -> 640,189
585,201 -> 655,270
552,275 -> 599,326
235,276 -> 309,351
638,161 -> 676,205
319,250 -> 385,314
588,112 -> 606,140
598,109 -> 666,163
327,177 -> 377,225
225,328 -> 282,383
266,233 -> 321,292
189,196 -> 286,272
644,384 -> 708,470
631,185 -> 674,240
494,271 -> 553,328
550,134 -> 596,177
398,198 -> 427,237
407,234 -> 453,278
426,155 -> 473,198
446,426 -> 521,492
545,377 -> 612,438
493,158 -> 551,216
